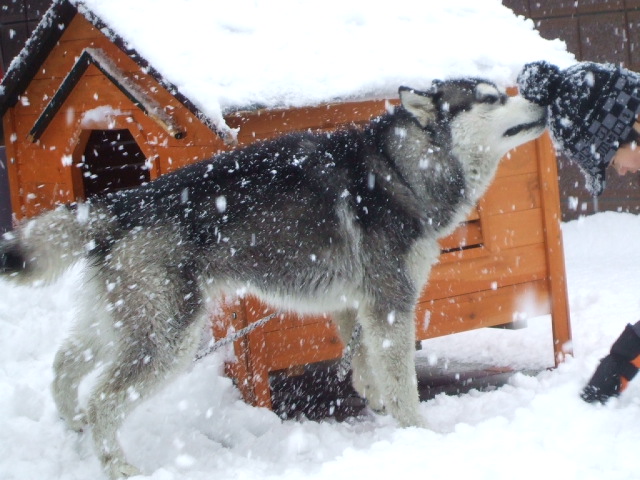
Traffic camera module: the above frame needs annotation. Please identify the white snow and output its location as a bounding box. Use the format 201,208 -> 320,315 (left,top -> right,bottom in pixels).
68,0 -> 574,139
80,106 -> 124,129
3,1 -> 631,479
2,212 -> 640,480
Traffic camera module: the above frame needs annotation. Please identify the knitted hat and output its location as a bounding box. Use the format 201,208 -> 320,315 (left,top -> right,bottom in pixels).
517,61 -> 640,195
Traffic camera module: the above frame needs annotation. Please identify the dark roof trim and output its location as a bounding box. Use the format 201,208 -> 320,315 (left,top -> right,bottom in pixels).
0,0 -> 229,142
29,47 -> 185,141
0,0 -> 77,116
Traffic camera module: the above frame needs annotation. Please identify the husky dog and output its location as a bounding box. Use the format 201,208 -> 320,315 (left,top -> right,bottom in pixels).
0,79 -> 545,478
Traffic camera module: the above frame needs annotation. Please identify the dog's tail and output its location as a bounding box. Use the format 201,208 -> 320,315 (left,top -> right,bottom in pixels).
0,204 -> 114,284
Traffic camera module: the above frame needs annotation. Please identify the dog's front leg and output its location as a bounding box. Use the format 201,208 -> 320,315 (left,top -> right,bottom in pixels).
357,303 -> 425,428
333,309 -> 385,409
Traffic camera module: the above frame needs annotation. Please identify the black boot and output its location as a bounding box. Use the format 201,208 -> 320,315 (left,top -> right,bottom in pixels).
581,324 -> 640,404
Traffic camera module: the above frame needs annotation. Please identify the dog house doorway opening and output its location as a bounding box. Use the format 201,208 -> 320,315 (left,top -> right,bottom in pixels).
74,129 -> 149,199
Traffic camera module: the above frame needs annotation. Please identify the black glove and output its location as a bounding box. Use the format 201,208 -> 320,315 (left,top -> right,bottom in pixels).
581,324 -> 640,404
581,354 -> 636,403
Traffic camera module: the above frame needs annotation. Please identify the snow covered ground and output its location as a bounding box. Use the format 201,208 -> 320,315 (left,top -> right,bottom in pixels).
2,210 -> 640,480
3,0 -> 636,478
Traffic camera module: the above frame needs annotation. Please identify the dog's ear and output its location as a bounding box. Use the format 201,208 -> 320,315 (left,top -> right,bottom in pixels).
398,86 -> 438,128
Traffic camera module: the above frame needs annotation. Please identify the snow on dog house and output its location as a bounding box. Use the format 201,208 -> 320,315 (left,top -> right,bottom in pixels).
0,0 -> 576,407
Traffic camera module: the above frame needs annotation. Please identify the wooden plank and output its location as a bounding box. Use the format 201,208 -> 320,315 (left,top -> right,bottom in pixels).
9,114 -> 78,215
437,244 -> 492,264
226,100 -> 393,144
242,298 -> 276,408
211,296 -> 264,407
22,14 -> 217,147
482,208 -> 544,251
16,157 -> 66,185
262,313 -> 334,334
438,219 -> 483,252
416,279 -> 551,338
121,74 -> 221,148
480,171 -> 541,215
264,322 -> 343,371
29,50 -> 185,142
494,141 -> 538,178
6,113 -> 39,140
226,89 -> 531,150
156,145 -> 223,173
25,71 -> 218,148
20,182 -> 72,217
423,242 -> 548,301
3,111 -> 23,220
59,11 -> 101,41
536,133 -> 572,363
16,77 -> 61,118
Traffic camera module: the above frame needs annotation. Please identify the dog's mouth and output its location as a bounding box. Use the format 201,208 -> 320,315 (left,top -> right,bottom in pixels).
503,118 -> 546,137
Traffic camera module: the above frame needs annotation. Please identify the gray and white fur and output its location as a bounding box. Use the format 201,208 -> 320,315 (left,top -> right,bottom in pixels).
0,79 -> 546,479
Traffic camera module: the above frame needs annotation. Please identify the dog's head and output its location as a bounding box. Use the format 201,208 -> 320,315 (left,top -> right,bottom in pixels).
399,79 -> 546,161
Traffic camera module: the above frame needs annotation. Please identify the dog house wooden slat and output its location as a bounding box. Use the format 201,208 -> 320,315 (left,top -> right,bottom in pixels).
226,100 -> 392,145
10,114 -> 39,138
488,208 -> 544,249
482,173 -> 541,213
13,146 -> 62,180
2,113 -> 22,218
425,243 -> 548,300
417,279 -> 551,337
438,220 -> 483,251
536,134 -> 572,359
264,321 -> 342,371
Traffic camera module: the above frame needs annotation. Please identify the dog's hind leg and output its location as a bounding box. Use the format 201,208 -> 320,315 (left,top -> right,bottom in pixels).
351,340 -> 386,413
88,296 -> 205,478
52,270 -> 110,432
333,310 -> 386,411
86,238 -> 206,478
52,336 -> 99,432
88,330 -> 202,479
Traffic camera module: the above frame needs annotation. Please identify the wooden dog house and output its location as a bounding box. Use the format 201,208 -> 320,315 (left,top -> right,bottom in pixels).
0,0 -> 572,410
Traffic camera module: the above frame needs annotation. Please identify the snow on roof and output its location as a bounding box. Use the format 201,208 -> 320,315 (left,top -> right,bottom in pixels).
12,0 -> 576,140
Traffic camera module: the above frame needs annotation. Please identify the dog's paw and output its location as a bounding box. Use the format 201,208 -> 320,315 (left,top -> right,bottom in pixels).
411,416 -> 428,429
66,410 -> 88,432
396,411 -> 428,429
105,458 -> 141,479
364,395 -> 386,414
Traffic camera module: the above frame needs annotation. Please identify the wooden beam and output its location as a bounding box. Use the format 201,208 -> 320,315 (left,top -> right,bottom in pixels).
536,133 -> 573,364
3,110 -> 23,220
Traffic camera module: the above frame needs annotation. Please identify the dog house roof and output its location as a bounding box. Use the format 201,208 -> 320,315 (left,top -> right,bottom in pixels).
0,0 -> 574,142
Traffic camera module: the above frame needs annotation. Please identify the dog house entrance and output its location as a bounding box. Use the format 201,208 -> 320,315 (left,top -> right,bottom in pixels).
78,129 -> 149,198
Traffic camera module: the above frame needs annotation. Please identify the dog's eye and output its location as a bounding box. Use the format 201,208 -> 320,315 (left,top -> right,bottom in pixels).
482,94 -> 501,104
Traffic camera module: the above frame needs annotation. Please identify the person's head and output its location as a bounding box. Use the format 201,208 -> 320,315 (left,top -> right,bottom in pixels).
518,61 -> 640,195
611,121 -> 640,176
